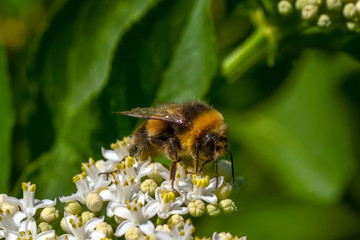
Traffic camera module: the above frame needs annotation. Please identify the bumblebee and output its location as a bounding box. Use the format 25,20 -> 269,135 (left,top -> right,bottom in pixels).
119,101 -> 234,188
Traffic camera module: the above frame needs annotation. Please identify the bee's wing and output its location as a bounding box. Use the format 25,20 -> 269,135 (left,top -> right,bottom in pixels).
117,105 -> 191,126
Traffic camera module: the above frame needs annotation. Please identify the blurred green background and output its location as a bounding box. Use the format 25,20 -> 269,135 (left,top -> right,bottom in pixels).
1,0 -> 360,239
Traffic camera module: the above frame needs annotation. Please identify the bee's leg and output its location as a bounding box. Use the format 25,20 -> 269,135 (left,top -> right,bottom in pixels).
215,156 -> 219,189
166,138 -> 181,193
199,158 -> 212,173
187,142 -> 200,175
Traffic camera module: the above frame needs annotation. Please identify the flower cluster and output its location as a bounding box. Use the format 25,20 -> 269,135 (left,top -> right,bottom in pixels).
278,0 -> 360,31
0,137 -> 245,239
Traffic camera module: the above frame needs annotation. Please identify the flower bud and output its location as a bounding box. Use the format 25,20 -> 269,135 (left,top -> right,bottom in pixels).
317,14 -> 332,28
81,211 -> 96,223
343,2 -> 356,19
1,202 -> 19,216
95,160 -> 105,170
214,182 -> 232,200
64,201 -> 83,215
114,216 -> 125,224
167,214 -> 185,228
0,194 -> 19,216
140,179 -> 157,197
308,0 -> 323,5
38,222 -> 53,232
326,0 -> 342,10
147,163 -> 165,184
156,224 -> 171,234
206,203 -> 221,217
356,0 -> 360,12
189,199 -> 205,217
125,226 -> 143,240
39,206 -> 59,223
220,199 -> 237,215
346,21 -> 359,31
96,222 -> 114,238
302,5 -> 319,20
278,1 -> 294,15
61,217 -> 70,233
85,192 -> 103,212
295,0 -> 309,10
218,232 -> 234,239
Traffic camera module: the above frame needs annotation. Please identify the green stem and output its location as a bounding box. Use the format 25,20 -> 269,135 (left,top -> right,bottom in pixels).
221,10 -> 278,83
221,28 -> 269,83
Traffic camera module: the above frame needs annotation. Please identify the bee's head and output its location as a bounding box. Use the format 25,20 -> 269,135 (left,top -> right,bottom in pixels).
202,132 -> 234,184
202,133 -> 227,159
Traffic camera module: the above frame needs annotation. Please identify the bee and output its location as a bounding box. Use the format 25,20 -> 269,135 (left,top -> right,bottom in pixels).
118,101 -> 234,188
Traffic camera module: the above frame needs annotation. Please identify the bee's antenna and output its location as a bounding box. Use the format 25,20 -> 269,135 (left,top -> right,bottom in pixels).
225,149 -> 234,184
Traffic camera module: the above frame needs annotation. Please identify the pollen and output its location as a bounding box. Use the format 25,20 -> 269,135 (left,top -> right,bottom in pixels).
30,184 -> 36,192
192,175 -> 210,188
161,190 -> 176,204
111,139 -> 121,149
125,156 -> 135,168
22,182 -> 32,191
72,175 -> 80,183
123,137 -> 130,144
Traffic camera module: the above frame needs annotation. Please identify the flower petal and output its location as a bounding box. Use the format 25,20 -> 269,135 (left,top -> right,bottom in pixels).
114,220 -> 135,237
102,148 -> 119,161
58,234 -> 76,240
34,199 -> 56,211
35,230 -> 56,240
89,230 -> 106,240
60,194 -> 85,204
13,211 -> 26,226
143,200 -> 160,219
111,204 -> 133,220
201,193 -> 217,204
208,176 -> 224,191
99,189 -> 116,202
85,216 -> 104,232
139,220 -> 155,235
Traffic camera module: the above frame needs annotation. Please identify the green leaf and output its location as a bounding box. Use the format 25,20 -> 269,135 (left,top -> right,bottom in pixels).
28,0 -> 159,198
0,42 -> 13,193
155,0 -> 218,102
230,50 -> 359,203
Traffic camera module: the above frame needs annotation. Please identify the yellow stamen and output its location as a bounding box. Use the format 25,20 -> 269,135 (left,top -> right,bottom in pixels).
73,175 -> 80,183
161,190 -> 176,204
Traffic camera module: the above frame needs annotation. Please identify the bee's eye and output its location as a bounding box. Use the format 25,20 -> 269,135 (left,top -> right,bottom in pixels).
204,134 -> 216,156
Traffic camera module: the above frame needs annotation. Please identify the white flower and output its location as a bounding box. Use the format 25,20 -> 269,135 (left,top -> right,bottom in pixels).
0,194 -> 19,216
100,172 -> 140,213
212,232 -> 247,240
59,213 -> 106,240
159,164 -> 193,195
81,158 -> 110,190
60,173 -> 92,204
0,209 -> 26,237
101,137 -> 133,166
111,197 -> 160,237
6,217 -> 56,240
155,219 -> 195,240
185,175 -> 224,204
151,188 -> 188,219
4,182 -> 56,217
